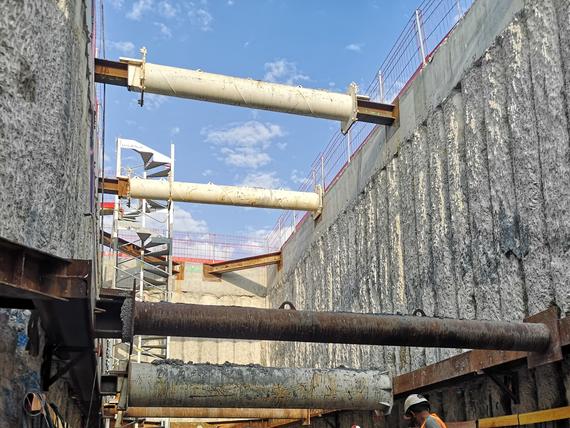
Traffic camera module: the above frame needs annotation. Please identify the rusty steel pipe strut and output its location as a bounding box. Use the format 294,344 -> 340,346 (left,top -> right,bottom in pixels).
123,300 -> 552,352
127,362 -> 392,410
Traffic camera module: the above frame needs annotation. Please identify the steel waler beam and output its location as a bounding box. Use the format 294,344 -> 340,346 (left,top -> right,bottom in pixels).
99,176 -> 323,213
127,362 -> 392,411
105,406 -> 325,420
94,55 -> 396,134
122,300 -> 552,352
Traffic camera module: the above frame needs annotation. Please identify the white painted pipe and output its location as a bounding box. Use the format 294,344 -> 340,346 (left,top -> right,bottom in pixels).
123,57 -> 357,131
126,177 -> 322,212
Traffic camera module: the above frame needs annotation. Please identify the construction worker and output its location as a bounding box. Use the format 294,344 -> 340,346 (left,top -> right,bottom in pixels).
403,394 -> 447,428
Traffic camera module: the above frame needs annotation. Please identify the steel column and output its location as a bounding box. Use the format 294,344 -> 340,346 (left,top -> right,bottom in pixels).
127,362 -> 391,410
125,301 -> 552,352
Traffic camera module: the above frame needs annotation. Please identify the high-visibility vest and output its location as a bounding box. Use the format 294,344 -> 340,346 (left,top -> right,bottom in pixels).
421,413 -> 447,428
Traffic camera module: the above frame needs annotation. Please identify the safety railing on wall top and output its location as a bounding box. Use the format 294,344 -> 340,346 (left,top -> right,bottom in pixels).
266,0 -> 473,250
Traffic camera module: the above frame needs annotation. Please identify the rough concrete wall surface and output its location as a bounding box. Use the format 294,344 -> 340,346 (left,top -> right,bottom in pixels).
269,0 -> 570,423
0,0 -> 92,259
169,263 -> 270,365
0,0 -> 93,426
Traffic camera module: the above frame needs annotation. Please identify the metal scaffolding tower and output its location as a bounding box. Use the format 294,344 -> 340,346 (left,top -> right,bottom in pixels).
105,138 -> 175,372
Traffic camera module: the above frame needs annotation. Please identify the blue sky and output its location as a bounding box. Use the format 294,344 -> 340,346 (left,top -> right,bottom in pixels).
101,0 -> 427,238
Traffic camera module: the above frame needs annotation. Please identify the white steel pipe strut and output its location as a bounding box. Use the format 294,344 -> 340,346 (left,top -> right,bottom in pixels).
120,49 -> 359,134
116,177 -> 322,213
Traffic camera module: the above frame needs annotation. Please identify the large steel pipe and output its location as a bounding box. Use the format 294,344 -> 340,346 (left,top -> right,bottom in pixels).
126,60 -> 356,125
126,301 -> 552,352
125,177 -> 322,212
121,407 -> 324,419
127,362 -> 392,410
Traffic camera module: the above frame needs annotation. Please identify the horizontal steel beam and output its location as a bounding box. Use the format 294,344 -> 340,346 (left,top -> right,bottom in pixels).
99,176 -> 323,213
203,251 -> 281,279
105,406 -> 325,419
123,300 -> 552,352
127,362 -> 392,410
94,57 -> 396,133
0,237 -> 90,307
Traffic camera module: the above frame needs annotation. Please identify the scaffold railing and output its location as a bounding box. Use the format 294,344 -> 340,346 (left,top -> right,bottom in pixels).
267,0 -> 473,250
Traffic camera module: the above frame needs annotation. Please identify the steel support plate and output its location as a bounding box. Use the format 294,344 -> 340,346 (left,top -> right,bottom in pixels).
525,306 -> 562,368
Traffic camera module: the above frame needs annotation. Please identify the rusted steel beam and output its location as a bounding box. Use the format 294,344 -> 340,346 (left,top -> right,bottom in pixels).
394,309 -> 569,395
125,300 -> 552,352
105,406 -> 325,419
356,98 -> 397,125
0,237 -> 90,307
203,251 -> 281,278
97,176 -> 129,196
127,362 -> 391,410
95,58 -> 128,86
393,349 -> 526,396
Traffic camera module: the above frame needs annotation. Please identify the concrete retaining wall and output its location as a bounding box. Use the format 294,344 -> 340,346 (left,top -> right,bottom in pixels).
170,263 -> 270,365
268,0 -> 570,423
0,0 -> 93,426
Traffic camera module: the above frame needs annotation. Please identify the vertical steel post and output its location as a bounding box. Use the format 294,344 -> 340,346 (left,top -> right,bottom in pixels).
347,130 -> 352,163
111,138 -> 122,290
378,70 -> 385,103
415,9 -> 427,66
320,155 -> 325,190
455,0 -> 463,17
137,170 -> 146,364
312,168 -> 317,190
166,143 -> 174,365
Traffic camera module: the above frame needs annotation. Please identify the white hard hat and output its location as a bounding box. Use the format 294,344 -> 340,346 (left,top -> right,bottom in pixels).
403,394 -> 429,414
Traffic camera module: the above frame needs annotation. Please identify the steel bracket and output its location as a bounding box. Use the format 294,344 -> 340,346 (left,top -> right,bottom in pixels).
525,305 -> 563,368
41,343 -> 91,390
485,371 -> 519,404
341,83 -> 358,135
312,184 -> 323,220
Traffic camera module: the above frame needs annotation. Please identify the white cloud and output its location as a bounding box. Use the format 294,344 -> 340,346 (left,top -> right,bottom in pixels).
345,43 -> 363,52
188,7 -> 213,31
227,0 -> 234,5
145,206 -> 208,233
202,169 -> 213,177
239,171 -> 284,189
264,59 -> 309,85
154,22 -> 172,38
170,126 -> 180,135
205,121 -> 283,147
276,142 -> 287,150
127,0 -> 153,20
290,169 -> 311,186
329,81 -> 336,87
109,40 -> 135,55
173,206 -> 208,233
220,148 -> 271,168
203,121 -> 285,169
158,0 -> 177,17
